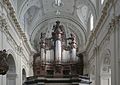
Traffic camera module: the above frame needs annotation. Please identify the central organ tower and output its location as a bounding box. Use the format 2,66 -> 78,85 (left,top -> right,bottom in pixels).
33,21 -> 83,77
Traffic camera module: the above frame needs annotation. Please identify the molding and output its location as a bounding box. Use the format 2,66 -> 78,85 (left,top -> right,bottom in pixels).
86,0 -> 120,52
86,0 -> 112,50
0,15 -> 30,63
87,15 -> 120,62
6,73 -> 17,78
3,0 -> 32,54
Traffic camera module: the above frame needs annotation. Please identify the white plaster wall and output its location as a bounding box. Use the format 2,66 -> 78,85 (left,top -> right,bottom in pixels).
87,0 -> 120,85
0,1 -> 31,85
0,0 -> 120,85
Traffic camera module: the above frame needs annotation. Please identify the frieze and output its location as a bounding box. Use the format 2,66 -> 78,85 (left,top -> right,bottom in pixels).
86,14 -> 120,53
3,0 -> 32,53
108,15 -> 120,34
0,14 -> 23,55
86,0 -> 112,50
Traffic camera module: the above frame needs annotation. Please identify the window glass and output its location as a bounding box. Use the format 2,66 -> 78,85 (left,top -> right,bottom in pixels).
90,14 -> 94,31
101,0 -> 104,4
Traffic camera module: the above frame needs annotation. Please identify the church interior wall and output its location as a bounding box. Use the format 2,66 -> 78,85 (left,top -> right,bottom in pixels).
0,1 -> 31,85
86,0 -> 120,85
0,0 -> 120,85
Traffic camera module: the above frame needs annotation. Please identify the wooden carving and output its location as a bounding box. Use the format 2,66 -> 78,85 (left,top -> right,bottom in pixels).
0,49 -> 9,75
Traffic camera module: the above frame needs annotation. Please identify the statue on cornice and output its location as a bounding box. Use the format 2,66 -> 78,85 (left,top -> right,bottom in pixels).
52,20 -> 64,33
39,33 -> 46,48
70,33 -> 76,43
67,33 -> 77,49
52,20 -> 64,41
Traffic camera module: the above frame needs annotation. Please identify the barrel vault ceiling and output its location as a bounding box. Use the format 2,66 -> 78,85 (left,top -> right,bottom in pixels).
12,0 -> 97,52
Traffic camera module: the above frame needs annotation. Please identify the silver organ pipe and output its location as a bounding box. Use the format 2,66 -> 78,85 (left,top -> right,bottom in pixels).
55,40 -> 62,63
71,48 -> 77,62
62,50 -> 70,63
41,48 -> 45,63
39,21 -> 78,63
46,50 -> 54,63
40,33 -> 46,63
52,21 -> 63,64
33,21 -> 82,78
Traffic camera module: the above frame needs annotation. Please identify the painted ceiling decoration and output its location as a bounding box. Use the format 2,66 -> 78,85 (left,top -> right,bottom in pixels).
16,0 -> 97,53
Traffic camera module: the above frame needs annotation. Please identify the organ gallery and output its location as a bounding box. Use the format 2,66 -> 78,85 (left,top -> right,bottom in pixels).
24,21 -> 90,85
0,0 -> 119,85
33,21 -> 83,77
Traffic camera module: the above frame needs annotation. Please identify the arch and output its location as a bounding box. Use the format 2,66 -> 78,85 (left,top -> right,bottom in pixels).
7,54 -> 16,73
30,18 -> 87,53
22,68 -> 26,85
6,54 -> 16,85
18,0 -> 40,18
22,65 -> 28,76
76,0 -> 97,22
77,5 -> 90,29
10,0 -> 17,11
6,49 -> 16,60
24,6 -> 40,23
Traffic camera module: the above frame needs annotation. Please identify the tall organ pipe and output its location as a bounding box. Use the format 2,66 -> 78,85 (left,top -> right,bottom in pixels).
55,39 -> 62,63
69,33 -> 77,62
71,43 -> 77,62
52,21 -> 63,64
40,37 -> 46,63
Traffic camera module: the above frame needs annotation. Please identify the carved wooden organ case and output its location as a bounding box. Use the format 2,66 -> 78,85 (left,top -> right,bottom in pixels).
33,21 -> 83,77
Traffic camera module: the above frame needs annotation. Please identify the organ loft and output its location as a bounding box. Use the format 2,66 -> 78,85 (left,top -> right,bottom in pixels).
33,21 -> 83,77
25,21 -> 90,85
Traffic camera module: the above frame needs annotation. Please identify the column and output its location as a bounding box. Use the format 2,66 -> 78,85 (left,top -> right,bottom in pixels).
95,44 -> 100,85
110,17 -> 119,85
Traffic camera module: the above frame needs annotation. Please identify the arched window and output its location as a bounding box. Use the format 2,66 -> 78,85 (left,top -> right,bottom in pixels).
55,0 -> 62,6
90,14 -> 94,31
101,0 -> 104,4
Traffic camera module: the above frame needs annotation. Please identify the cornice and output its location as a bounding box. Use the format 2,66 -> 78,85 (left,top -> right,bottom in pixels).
86,0 -> 113,50
86,15 -> 120,53
0,15 -> 30,63
3,0 -> 32,53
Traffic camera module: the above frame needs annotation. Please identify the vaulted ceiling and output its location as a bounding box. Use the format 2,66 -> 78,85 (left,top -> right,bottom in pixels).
13,0 -> 97,52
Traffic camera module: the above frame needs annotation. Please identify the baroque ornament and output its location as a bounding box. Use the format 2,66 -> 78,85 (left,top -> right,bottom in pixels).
0,49 -> 9,75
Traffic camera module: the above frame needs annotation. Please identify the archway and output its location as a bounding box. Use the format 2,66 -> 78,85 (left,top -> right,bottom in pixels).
6,54 -> 16,85
22,69 -> 26,85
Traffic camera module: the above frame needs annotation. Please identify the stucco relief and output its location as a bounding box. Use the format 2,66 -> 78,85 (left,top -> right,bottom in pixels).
91,65 -> 95,75
100,49 -> 111,73
0,13 -> 23,55
89,64 -> 95,81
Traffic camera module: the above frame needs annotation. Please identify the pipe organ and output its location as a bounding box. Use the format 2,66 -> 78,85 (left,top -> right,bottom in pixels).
33,21 -> 83,77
